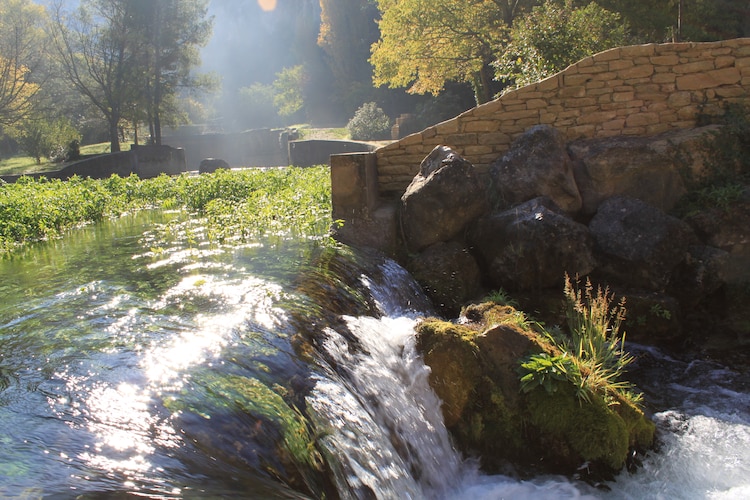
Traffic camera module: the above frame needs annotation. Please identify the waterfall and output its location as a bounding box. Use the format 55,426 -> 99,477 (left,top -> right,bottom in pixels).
304,257 -> 750,499
307,260 -> 465,498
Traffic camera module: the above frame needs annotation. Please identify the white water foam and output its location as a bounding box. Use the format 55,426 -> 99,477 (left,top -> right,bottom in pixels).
310,258 -> 750,499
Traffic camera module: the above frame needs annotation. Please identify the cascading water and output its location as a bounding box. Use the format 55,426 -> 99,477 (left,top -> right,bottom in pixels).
0,210 -> 748,499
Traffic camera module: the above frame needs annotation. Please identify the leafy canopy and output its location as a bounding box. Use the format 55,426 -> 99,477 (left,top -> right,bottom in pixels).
370,0 -> 524,104
496,0 -> 630,89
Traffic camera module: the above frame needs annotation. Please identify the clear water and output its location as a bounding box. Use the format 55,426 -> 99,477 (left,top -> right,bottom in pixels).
0,211 -> 748,499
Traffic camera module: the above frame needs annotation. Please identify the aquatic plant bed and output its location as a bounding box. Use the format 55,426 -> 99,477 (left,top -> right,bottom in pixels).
0,167 -> 332,256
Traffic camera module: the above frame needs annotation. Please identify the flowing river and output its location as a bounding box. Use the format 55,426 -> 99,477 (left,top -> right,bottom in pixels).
0,210 -> 747,499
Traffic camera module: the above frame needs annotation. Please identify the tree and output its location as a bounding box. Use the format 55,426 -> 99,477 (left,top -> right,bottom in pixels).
51,0 -> 213,152
593,0 -> 748,42
496,1 -> 631,89
128,0 -> 213,145
0,0 -> 47,126
9,115 -> 79,164
50,0 -> 142,153
370,0 -> 537,104
273,66 -> 306,122
237,83 -> 280,129
318,0 -> 381,113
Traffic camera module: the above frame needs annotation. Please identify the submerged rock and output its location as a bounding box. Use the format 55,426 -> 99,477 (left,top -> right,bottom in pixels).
415,303 -> 654,476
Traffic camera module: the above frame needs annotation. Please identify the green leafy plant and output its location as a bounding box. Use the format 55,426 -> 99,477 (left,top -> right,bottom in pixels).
484,288 -> 519,308
0,166 -> 332,256
561,275 -> 637,400
346,102 -> 391,141
675,102 -> 750,215
519,275 -> 641,406
520,352 -> 590,402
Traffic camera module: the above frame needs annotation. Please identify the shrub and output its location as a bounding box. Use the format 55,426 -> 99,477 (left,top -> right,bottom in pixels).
346,102 -> 391,141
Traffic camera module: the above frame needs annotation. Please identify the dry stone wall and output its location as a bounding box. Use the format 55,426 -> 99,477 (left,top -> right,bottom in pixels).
375,39 -> 750,196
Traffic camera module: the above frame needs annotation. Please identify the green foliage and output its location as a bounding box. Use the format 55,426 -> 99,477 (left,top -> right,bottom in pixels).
520,352 -> 587,400
496,0 -> 630,89
519,275 -> 640,406
371,0 -> 521,104
561,275 -> 637,400
8,116 -> 80,164
484,288 -> 519,308
0,167 -> 332,256
273,65 -> 306,120
675,103 -> 750,215
346,102 -> 391,141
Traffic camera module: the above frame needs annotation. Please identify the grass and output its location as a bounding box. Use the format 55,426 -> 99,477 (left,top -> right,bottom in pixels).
0,166 -> 332,256
0,142 -> 131,176
519,274 -> 641,406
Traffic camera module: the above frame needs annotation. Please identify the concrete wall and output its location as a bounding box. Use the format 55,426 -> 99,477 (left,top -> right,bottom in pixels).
373,39 -> 750,197
162,129 -> 289,170
289,139 -> 377,167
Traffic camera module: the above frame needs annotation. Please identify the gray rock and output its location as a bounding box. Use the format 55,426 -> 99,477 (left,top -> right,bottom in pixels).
408,241 -> 482,317
468,197 -> 596,291
589,196 -> 697,290
400,146 -> 488,252
489,125 -> 582,213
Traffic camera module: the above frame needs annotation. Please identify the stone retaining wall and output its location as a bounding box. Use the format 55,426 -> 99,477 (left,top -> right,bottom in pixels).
374,39 -> 750,197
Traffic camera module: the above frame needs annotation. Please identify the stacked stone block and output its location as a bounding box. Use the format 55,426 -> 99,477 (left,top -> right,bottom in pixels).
375,39 -> 750,196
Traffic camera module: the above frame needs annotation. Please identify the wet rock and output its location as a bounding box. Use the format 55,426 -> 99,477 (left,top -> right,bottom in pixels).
407,241 -> 482,317
468,197 -> 595,291
489,125 -> 582,213
619,290 -> 683,346
400,146 -> 488,252
682,193 -> 750,284
414,303 -> 654,476
589,196 -> 697,290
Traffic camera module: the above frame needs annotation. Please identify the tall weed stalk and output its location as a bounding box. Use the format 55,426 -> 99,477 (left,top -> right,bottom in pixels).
562,274 -> 637,401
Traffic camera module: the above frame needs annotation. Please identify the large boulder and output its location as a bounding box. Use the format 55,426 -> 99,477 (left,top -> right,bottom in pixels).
415,303 -> 654,476
407,241 -> 482,317
568,127 -> 718,215
400,146 -> 488,252
468,197 -> 596,291
589,196 -> 697,290
489,125 -> 582,213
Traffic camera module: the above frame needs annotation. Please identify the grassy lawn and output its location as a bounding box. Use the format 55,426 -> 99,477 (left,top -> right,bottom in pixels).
0,142 -> 130,176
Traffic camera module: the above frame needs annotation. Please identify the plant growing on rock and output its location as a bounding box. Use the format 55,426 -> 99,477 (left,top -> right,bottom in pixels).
519,274 -> 641,406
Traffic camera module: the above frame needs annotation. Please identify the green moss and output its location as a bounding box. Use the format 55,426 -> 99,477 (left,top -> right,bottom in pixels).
525,383 -> 629,470
211,375 -> 323,470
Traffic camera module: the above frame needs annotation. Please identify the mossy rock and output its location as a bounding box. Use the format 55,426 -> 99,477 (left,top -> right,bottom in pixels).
415,302 -> 654,476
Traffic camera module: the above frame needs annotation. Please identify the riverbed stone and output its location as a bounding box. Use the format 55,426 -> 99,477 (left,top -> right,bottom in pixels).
407,241 -> 482,317
414,302 -> 654,475
400,146 -> 488,252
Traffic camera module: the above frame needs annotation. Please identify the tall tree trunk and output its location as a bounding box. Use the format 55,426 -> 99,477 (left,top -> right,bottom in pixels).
472,65 -> 494,105
153,2 -> 163,146
109,113 -> 121,152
